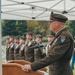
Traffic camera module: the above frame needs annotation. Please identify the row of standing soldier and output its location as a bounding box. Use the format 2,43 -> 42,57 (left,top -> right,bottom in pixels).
6,32 -> 54,62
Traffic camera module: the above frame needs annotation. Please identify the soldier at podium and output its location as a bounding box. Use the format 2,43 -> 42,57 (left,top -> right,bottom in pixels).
22,12 -> 74,75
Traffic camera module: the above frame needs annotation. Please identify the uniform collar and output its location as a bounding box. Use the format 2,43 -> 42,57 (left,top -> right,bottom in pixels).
10,42 -> 14,45
37,42 -> 42,44
50,27 -> 67,45
55,27 -> 67,38
56,27 -> 66,35
28,39 -> 33,42
15,43 -> 19,46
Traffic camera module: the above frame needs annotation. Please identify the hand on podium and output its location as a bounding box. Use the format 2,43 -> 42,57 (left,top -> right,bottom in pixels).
22,64 -> 32,72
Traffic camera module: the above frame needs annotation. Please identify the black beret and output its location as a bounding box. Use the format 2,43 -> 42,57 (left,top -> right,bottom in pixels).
9,36 -> 14,39
20,37 -> 25,40
26,32 -> 33,36
36,35 -> 42,39
14,36 -> 19,40
50,12 -> 68,23
6,38 -> 9,40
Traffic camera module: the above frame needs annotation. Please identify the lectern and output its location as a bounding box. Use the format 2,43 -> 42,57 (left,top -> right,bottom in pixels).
2,60 -> 47,75
8,60 -> 47,72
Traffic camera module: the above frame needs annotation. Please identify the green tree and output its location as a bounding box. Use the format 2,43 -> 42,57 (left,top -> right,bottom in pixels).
27,20 -> 49,36
16,20 -> 28,36
34,27 -> 42,35
38,21 -> 49,36
2,20 -> 17,36
2,20 -> 28,36
70,20 -> 75,37
65,21 -> 72,33
27,20 -> 38,32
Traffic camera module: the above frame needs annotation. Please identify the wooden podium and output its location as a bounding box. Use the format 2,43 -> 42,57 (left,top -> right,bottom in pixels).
2,60 -> 47,75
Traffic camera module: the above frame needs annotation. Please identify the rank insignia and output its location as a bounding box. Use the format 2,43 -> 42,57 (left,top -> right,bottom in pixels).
61,36 -> 66,43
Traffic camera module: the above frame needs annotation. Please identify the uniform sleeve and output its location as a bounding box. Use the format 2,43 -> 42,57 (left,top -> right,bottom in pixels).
31,36 -> 70,71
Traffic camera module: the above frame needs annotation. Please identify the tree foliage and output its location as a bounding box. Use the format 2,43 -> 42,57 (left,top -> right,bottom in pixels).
2,20 -> 75,37
2,20 -> 28,36
70,20 -> 75,37
2,20 -> 17,36
27,20 -> 49,36
15,20 -> 28,36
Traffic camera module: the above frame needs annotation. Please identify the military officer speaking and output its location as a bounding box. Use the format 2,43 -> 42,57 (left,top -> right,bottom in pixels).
22,12 -> 74,75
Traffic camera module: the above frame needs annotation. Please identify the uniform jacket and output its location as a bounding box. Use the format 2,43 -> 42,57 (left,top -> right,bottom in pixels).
25,40 -> 36,62
14,44 -> 21,60
9,43 -> 15,60
46,42 -> 51,55
34,42 -> 46,61
31,28 -> 74,75
19,44 -> 25,60
6,44 -> 10,61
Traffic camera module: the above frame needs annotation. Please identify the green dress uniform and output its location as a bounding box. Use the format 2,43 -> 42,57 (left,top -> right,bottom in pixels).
14,44 -> 21,60
31,28 -> 74,75
19,44 -> 25,60
34,42 -> 46,61
9,43 -> 15,60
6,44 -> 10,61
25,41 -> 36,62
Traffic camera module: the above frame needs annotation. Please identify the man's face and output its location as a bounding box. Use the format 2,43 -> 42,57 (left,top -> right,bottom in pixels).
14,39 -> 19,44
9,38 -> 14,43
36,38 -> 42,43
6,40 -> 10,44
26,34 -> 33,40
19,39 -> 25,44
50,21 -> 58,32
47,37 -> 54,42
26,34 -> 29,40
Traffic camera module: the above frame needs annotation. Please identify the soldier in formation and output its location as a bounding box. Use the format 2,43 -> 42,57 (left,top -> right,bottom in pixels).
34,35 -> 46,61
25,32 -> 37,62
9,36 -> 15,60
6,38 -> 10,61
19,37 -> 26,60
14,36 -> 20,60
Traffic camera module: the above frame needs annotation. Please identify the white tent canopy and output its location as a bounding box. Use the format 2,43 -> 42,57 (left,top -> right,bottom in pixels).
1,0 -> 75,20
